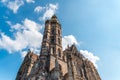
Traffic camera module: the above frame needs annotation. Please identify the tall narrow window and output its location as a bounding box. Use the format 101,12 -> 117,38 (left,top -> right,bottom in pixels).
51,36 -> 54,43
58,38 -> 60,45
58,49 -> 61,57
58,30 -> 60,36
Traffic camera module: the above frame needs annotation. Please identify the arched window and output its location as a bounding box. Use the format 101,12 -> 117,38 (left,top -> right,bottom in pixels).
58,49 -> 61,57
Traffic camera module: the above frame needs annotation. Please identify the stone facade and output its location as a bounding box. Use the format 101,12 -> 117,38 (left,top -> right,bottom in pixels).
16,15 -> 101,80
16,50 -> 38,80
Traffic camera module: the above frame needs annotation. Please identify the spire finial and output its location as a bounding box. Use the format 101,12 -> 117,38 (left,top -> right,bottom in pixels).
51,14 -> 57,19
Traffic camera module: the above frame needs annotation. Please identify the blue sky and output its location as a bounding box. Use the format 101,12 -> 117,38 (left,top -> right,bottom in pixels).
0,0 -> 120,80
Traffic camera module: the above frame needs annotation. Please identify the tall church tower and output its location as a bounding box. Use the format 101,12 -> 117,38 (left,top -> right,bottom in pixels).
28,15 -> 68,80
41,15 -> 62,59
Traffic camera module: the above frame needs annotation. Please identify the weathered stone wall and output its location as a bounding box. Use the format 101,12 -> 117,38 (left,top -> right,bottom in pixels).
16,52 -> 38,80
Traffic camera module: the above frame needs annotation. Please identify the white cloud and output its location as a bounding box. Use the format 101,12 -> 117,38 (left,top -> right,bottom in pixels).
6,21 -> 12,26
34,6 -> 43,13
7,0 -> 24,13
49,4 -> 58,10
41,3 -> 58,20
0,18 -> 43,55
80,50 -> 100,68
26,0 -> 35,3
1,0 -> 24,13
0,33 -> 26,53
21,51 -> 27,58
11,23 -> 23,31
23,18 -> 42,31
62,35 -> 79,50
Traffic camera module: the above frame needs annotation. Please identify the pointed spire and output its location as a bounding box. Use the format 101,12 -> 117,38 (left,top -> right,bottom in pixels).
51,14 -> 59,23
51,14 -> 57,19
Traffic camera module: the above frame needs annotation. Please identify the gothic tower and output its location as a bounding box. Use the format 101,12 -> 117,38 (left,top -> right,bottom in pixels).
27,15 -> 68,80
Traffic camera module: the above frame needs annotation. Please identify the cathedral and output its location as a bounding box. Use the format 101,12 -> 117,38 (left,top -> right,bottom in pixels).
16,15 -> 101,80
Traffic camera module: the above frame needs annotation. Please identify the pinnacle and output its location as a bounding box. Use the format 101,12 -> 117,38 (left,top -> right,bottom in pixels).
51,14 -> 57,19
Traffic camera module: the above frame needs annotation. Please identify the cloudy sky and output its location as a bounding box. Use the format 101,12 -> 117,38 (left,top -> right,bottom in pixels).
0,0 -> 120,80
